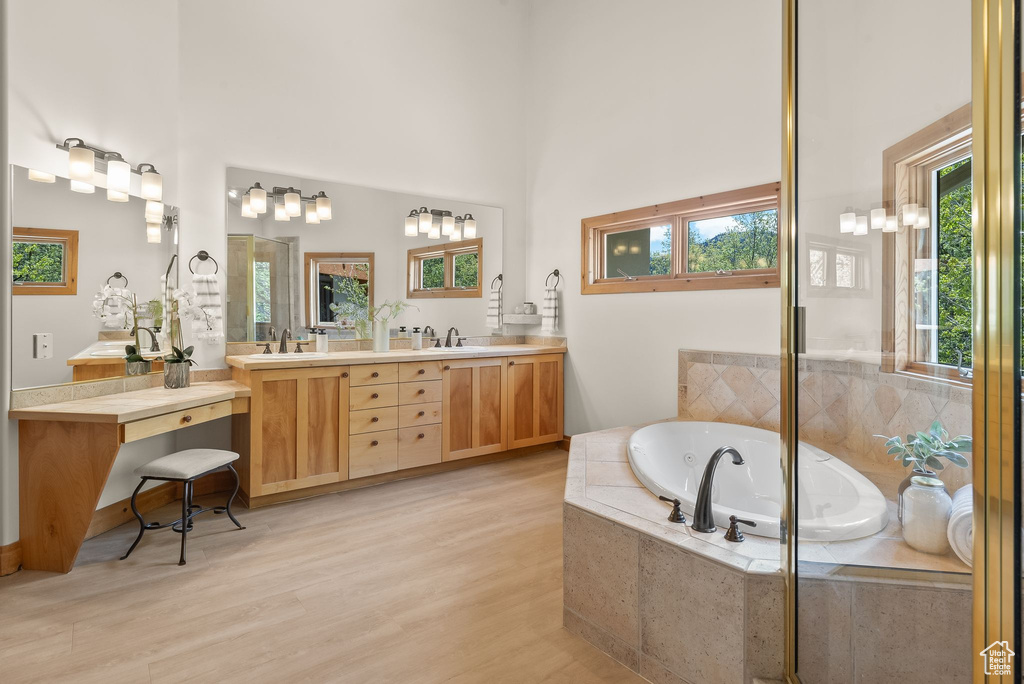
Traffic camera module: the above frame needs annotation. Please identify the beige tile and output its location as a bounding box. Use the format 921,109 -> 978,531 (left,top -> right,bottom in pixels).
10,385 -> 73,409
740,381 -> 777,421
745,574 -> 784,683
639,535 -> 745,684
797,578 -> 852,684
586,461 -> 641,487
873,383 -> 902,424
563,607 -> 639,672
704,378 -> 737,413
639,654 -> 689,684
824,535 -> 969,574
687,393 -> 718,421
718,399 -> 756,426
587,440 -> 629,463
72,379 -> 125,400
721,365 -> 757,396
586,485 -> 683,530
686,362 -> 718,391
563,504 -> 640,648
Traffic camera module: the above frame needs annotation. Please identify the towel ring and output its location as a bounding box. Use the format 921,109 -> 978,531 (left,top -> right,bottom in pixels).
491,273 -> 503,291
106,271 -> 129,287
189,250 -> 219,275
545,269 -> 560,288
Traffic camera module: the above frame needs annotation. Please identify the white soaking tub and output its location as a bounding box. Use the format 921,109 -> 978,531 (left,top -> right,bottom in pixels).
626,421 -> 889,541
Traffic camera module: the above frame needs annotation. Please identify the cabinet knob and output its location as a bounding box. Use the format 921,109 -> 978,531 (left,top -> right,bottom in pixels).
182,415 -> 192,423
418,411 -> 425,417
342,372 -> 349,378
371,393 -> 379,399
444,365 -> 450,371
372,371 -> 379,378
417,389 -> 426,395
418,433 -> 425,439
509,361 -> 515,366
371,440 -> 379,447
371,416 -> 379,423
418,368 -> 425,375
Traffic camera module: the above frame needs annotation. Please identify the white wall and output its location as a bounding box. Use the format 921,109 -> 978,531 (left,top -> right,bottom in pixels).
522,0 -> 782,434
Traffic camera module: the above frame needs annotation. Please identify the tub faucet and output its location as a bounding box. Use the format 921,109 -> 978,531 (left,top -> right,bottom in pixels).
691,446 -> 745,533
279,328 -> 291,354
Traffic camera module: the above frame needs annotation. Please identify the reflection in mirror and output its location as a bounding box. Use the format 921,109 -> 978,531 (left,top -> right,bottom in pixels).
10,166 -> 179,389
225,167 -> 502,342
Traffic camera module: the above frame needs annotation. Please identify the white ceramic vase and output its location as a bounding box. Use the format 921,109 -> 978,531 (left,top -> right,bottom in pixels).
902,475 -> 952,554
372,320 -> 390,352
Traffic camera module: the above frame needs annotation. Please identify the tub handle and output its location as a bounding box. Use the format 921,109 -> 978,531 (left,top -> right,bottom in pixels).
724,515 -> 757,543
658,496 -> 687,525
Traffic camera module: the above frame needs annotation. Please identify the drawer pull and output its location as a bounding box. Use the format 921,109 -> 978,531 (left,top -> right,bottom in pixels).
371,371 -> 380,378
342,372 -> 349,378
182,415 -> 192,423
371,416 -> 379,423
418,433 -> 425,439
418,411 -> 425,417
371,440 -> 379,447
509,361 -> 515,366
371,393 -> 379,399
418,368 -> 425,375
417,388 -> 426,395
444,365 -> 450,371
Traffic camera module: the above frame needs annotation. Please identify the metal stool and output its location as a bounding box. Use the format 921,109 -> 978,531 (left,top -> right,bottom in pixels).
120,449 -> 246,565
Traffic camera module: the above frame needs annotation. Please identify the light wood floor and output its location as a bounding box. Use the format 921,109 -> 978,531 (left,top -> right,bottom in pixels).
0,450 -> 643,683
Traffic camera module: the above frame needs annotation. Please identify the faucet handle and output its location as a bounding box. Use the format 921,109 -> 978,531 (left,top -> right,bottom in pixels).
658,496 -> 687,524
260,343 -> 272,354
294,341 -> 310,353
456,337 -> 467,347
724,515 -> 756,542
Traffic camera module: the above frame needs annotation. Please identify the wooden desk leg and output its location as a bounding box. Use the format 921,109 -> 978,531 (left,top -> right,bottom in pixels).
19,421 -> 122,573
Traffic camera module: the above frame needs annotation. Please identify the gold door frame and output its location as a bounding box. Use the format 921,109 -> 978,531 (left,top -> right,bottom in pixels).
780,0 -> 1021,681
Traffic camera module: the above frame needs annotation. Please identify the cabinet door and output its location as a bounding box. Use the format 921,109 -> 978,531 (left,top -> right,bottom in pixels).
249,366 -> 350,496
507,354 -> 564,449
442,357 -> 507,461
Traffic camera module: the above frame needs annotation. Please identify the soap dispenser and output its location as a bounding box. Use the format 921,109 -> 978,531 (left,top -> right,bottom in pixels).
315,328 -> 329,353
411,327 -> 423,350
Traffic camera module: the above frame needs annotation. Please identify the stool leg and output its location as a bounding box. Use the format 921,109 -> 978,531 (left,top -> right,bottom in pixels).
120,478 -> 148,560
224,465 -> 246,530
178,480 -> 190,566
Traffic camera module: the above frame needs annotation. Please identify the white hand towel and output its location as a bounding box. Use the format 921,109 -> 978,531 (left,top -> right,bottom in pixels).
541,287 -> 558,333
946,484 -> 973,566
191,273 -> 223,343
486,286 -> 503,329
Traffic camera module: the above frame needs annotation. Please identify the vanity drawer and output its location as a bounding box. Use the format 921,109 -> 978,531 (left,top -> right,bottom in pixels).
349,431 -> 398,479
350,384 -> 399,410
398,402 -> 442,428
399,361 -> 443,383
349,406 -> 399,434
398,380 -> 442,405
349,364 -> 399,387
122,400 -> 234,443
398,424 -> 442,470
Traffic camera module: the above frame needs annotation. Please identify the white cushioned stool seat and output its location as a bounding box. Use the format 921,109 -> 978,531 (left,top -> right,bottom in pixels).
135,449 -> 239,480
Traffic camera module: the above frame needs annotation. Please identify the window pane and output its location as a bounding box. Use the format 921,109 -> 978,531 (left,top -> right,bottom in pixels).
835,253 -> 855,288
604,224 -> 671,278
13,240 -> 64,283
453,252 -> 478,288
320,262 -> 370,325
935,158 -> 972,366
809,248 -> 826,287
421,257 -> 444,289
254,261 -> 271,323
687,209 -> 778,273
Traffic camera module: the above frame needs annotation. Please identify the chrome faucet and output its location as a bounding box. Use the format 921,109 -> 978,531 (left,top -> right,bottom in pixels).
131,326 -> 161,353
445,327 -> 459,347
279,328 -> 291,354
691,446 -> 745,533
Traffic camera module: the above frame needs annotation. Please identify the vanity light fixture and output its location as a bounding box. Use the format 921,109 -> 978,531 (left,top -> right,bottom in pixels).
405,207 -> 479,241
838,204 -> 929,237
884,215 -> 898,232
915,209 -> 930,230
441,212 -> 455,236
27,169 -> 55,183
405,210 -> 420,237
428,223 -> 441,240
240,183 -> 332,223
58,138 -> 163,203
145,200 -> 164,223
839,212 -> 856,233
67,141 -> 95,182
249,183 -> 267,213
241,194 -> 258,218
105,153 -> 131,194
869,208 -> 886,230
315,191 -> 332,220
462,214 -> 477,239
902,203 -> 919,226
284,188 -> 301,217
138,163 -> 163,202
274,202 -> 289,221
305,201 -> 321,225
853,215 -> 868,236
146,222 -> 161,244
418,207 -> 432,233
451,223 -> 462,241
107,190 -> 130,203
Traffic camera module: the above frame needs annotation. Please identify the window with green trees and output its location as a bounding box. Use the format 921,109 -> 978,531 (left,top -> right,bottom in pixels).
408,238 -> 483,298
12,227 -> 78,295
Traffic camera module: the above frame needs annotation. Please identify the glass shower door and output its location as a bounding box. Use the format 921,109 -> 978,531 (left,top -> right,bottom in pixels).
226,235 -> 293,342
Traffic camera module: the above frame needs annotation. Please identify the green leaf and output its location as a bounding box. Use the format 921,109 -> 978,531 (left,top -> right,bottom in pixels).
925,455 -> 945,470
183,346 -> 194,357
125,345 -> 137,356
887,446 -> 904,455
945,452 -> 970,468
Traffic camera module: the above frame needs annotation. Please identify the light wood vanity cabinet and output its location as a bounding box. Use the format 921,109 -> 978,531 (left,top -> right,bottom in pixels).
442,357 -> 509,461
507,354 -> 565,449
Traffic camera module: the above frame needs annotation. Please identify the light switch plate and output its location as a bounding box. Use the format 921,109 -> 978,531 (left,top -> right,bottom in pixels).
33,333 -> 53,359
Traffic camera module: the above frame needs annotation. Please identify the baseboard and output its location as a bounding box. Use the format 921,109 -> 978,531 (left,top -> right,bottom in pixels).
0,540 -> 22,576
557,436 -> 572,451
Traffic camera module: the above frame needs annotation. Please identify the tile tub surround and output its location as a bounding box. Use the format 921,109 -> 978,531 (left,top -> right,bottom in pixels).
564,428 -> 972,683
677,350 -> 973,495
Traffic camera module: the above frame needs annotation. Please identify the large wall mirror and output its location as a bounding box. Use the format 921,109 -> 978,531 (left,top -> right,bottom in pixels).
225,167 -> 502,342
10,165 -> 180,389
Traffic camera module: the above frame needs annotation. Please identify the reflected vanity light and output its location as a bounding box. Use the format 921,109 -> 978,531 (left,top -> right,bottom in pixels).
146,222 -> 161,244
407,208 -> 478,240
105,154 -> 131,195
418,207 -> 432,233
428,223 -> 441,239
853,215 -> 868,236
70,179 -> 95,194
315,191 -> 332,220
902,203 -> 919,226
915,207 -> 930,230
284,188 -> 301,217
884,215 -> 898,233
68,143 -> 94,182
27,169 -> 55,183
462,214 -> 477,239
249,183 -> 267,213
145,200 -> 164,222
241,194 -> 257,218
839,212 -> 856,233
405,211 -> 420,237
275,202 -> 288,221
305,201 -> 321,225
870,208 -> 886,230
60,138 -> 164,206
138,164 -> 162,202
241,183 -> 331,222
451,223 -> 462,241
107,188 -> 129,203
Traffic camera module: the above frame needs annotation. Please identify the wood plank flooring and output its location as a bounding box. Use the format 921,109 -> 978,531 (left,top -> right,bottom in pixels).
0,450 -> 643,683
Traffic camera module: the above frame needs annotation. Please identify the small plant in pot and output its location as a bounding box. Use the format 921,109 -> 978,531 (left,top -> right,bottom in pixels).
875,420 -> 971,523
163,345 -> 196,389
124,343 -> 152,376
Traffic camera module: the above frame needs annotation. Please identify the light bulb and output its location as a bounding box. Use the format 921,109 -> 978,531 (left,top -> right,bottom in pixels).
463,215 -> 477,239
854,215 -> 868,235
70,179 -> 95,194
315,192 -> 332,220
428,224 -> 441,239
405,214 -> 419,237
68,145 -> 94,182
27,169 -> 55,183
451,224 -> 462,241
275,203 -> 288,221
916,207 -> 930,230
140,168 -> 162,201
902,203 -> 919,226
241,194 -> 257,218
839,212 -> 856,233
107,188 -> 129,202
106,156 -> 131,194
145,200 -> 164,222
419,208 -> 432,233
249,183 -> 267,213
884,215 -> 898,232
870,208 -> 886,230
146,222 -> 162,244
305,201 -> 321,224
284,189 -> 301,217
441,213 -> 455,235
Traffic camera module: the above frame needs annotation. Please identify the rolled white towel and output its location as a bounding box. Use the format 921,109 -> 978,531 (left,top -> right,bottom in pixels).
946,485 -> 973,567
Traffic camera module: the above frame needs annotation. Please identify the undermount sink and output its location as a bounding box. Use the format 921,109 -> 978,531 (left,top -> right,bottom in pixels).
247,352 -> 329,360
90,349 -> 162,358
434,346 -> 487,352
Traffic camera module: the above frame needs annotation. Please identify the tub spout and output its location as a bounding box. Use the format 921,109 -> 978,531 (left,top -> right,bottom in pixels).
691,446 -> 745,533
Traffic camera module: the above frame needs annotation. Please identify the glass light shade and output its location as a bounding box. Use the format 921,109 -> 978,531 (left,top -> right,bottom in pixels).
173,226 -> 179,245
441,214 -> 455,235
68,145 -> 95,182
870,208 -> 886,230
463,216 -> 477,239
428,224 -> 441,239
275,203 -> 288,221
305,201 -> 321,224
249,185 -> 267,213
405,215 -> 419,236
902,203 -> 919,226
141,170 -> 162,201
854,215 -> 868,236
145,200 -> 164,222
284,190 -> 301,217
107,188 -> 129,202
316,193 -> 332,220
241,194 -> 257,218
451,224 -> 462,242
146,222 -> 161,244
106,158 -> 131,194
884,215 -> 898,233
419,210 -> 432,233
27,169 -> 55,183
915,207 -> 930,230
839,212 -> 856,233
70,179 -> 95,194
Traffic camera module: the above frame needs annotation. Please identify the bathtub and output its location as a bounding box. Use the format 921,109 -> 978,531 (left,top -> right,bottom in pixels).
626,421 -> 889,541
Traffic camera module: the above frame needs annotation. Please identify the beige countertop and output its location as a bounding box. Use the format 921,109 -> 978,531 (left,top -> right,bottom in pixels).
66,339 -> 163,367
225,344 -> 567,371
8,381 -> 250,423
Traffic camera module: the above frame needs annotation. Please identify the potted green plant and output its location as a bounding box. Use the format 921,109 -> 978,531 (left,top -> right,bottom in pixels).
327,267 -> 371,339
163,345 -> 196,389
875,420 -> 971,523
124,342 -> 152,376
368,300 -> 416,352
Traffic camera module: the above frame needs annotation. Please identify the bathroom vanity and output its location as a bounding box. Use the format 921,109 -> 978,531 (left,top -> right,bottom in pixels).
226,345 -> 565,507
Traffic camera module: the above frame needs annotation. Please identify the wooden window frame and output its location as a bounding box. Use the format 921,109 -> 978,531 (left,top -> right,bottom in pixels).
406,237 -> 483,299
304,252 -> 374,327
581,182 -> 781,294
12,227 -> 79,295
